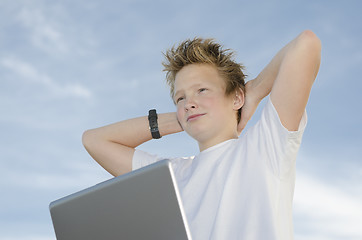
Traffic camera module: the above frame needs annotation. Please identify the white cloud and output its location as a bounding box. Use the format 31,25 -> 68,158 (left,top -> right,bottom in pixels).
294,172 -> 362,239
1,155 -> 110,191
1,57 -> 92,99
62,83 -> 93,99
16,6 -> 69,55
2,170 -> 107,191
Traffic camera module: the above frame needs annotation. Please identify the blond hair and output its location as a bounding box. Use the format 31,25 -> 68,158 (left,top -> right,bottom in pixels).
162,38 -> 246,122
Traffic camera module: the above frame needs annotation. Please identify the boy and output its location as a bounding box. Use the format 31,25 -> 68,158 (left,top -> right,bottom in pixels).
82,30 -> 321,239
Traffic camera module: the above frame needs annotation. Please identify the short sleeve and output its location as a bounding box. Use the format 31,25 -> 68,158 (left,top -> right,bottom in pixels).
265,97 -> 307,138
132,149 -> 161,170
256,97 -> 307,178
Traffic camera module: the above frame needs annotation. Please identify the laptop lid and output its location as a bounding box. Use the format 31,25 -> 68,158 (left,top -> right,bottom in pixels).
49,160 -> 192,240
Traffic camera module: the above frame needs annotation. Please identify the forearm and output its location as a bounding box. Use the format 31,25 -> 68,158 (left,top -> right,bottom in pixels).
238,30 -> 321,132
82,112 -> 182,176
250,30 -> 320,131
84,112 -> 182,148
250,31 -> 316,101
249,36 -> 295,101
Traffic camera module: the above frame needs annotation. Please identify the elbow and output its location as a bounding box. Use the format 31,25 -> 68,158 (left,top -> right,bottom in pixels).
82,129 -> 96,152
301,29 -> 319,40
299,30 -> 322,53
299,30 -> 322,77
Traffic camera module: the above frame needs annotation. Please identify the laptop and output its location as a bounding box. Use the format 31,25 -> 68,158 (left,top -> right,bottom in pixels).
49,160 -> 192,240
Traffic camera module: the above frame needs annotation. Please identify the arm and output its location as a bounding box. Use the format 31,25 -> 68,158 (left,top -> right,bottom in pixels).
238,30 -> 321,132
82,112 -> 183,176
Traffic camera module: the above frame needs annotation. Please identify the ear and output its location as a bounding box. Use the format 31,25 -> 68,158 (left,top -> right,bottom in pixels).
233,88 -> 245,110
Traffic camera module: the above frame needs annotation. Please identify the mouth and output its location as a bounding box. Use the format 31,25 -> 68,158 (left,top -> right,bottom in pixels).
187,113 -> 206,122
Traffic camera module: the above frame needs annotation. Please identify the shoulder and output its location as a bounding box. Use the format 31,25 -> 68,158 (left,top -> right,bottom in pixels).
244,97 -> 308,140
240,97 -> 308,177
132,148 -> 193,172
265,97 -> 308,138
238,97 -> 307,161
132,149 -> 163,170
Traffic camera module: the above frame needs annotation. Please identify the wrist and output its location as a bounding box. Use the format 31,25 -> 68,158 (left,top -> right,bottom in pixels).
148,109 -> 161,139
247,77 -> 269,102
158,112 -> 183,136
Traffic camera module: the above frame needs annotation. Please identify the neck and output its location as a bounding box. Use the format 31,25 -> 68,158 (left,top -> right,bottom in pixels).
198,133 -> 238,152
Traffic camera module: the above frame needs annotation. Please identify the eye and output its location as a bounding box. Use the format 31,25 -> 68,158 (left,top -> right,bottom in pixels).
199,88 -> 207,93
176,96 -> 184,104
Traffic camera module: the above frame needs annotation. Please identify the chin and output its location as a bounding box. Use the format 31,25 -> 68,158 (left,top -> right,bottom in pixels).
187,129 -> 213,143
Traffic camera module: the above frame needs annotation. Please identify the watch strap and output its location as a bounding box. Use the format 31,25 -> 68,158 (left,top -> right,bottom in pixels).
148,109 -> 161,139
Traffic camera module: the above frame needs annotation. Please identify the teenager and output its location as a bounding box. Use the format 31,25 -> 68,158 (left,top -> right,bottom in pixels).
83,30 -> 321,239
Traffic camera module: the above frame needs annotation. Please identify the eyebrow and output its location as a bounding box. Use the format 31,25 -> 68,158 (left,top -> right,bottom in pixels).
174,83 -> 202,98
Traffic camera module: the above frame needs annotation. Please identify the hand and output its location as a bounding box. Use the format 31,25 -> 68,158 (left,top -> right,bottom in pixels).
237,79 -> 261,134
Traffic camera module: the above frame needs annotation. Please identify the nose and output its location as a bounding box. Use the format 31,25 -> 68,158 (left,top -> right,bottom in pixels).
184,97 -> 197,111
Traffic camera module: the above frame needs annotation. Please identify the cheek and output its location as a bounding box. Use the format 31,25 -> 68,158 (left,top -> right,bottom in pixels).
200,96 -> 217,108
176,105 -> 184,122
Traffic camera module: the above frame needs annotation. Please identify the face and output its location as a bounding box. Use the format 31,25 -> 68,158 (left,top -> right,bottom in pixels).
173,64 -> 242,150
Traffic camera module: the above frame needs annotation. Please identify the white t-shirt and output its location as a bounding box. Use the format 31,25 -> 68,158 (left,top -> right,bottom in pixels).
133,98 -> 307,240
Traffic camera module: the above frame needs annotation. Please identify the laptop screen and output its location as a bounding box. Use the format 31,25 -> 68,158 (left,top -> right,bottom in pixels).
49,160 -> 192,240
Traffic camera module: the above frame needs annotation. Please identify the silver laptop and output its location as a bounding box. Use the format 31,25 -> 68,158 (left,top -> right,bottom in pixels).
49,160 -> 192,240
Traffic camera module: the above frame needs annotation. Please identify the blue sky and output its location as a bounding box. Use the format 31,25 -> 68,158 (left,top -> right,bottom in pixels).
1,0 -> 361,239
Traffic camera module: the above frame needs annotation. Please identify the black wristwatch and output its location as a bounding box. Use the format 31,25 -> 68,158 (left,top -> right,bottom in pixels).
148,109 -> 161,139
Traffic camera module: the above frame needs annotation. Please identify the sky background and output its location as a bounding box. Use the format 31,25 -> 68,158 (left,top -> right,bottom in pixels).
1,0 -> 361,239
